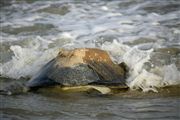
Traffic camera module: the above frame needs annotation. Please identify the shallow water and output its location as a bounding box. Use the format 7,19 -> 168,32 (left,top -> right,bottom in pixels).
1,94 -> 180,120
0,0 -> 180,120
0,78 -> 180,120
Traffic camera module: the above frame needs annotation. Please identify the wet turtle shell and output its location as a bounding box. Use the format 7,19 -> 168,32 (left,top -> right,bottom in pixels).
26,48 -> 127,90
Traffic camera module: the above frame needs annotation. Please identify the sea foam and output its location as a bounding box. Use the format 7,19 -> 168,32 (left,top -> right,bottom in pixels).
0,0 -> 179,92
1,39 -> 179,92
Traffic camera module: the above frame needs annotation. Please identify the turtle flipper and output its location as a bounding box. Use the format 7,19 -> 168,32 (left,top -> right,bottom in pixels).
89,86 -> 111,94
61,85 -> 111,94
26,78 -> 58,88
26,59 -> 59,88
87,61 -> 126,86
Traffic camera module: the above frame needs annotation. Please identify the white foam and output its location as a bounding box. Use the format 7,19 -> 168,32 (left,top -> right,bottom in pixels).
128,64 -> 180,92
0,0 -> 179,92
101,6 -> 109,11
128,70 -> 162,92
0,38 -> 179,92
123,47 -> 180,92
60,32 -> 73,39
101,40 -> 130,62
0,34 -> 74,79
24,14 -> 42,22
163,64 -> 180,85
0,45 -> 59,79
101,41 -> 180,92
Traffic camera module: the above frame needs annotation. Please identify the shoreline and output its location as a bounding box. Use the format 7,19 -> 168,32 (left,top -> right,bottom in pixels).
1,76 -> 179,98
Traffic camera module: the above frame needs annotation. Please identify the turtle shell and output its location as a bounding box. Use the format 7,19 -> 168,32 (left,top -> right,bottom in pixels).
26,48 -> 127,88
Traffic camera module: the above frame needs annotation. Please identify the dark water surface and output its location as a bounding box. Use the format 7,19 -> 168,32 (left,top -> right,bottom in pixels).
0,78 -> 180,120
1,91 -> 180,120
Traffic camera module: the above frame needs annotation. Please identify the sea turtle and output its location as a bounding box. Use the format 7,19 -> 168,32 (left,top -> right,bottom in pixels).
0,48 -> 128,95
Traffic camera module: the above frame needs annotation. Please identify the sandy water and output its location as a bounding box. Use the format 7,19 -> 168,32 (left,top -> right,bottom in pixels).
0,0 -> 180,120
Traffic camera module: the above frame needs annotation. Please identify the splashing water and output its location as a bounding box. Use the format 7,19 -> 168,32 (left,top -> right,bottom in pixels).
0,0 -> 180,92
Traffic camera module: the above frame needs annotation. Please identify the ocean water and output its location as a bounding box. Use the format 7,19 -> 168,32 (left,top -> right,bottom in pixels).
0,0 -> 180,120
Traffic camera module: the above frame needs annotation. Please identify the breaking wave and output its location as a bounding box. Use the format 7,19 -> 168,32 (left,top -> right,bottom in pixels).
0,0 -> 180,92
